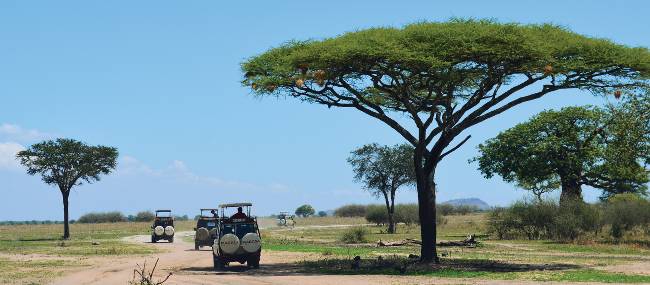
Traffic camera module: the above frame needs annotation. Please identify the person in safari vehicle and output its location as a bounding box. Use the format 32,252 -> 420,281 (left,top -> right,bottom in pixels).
194,208 -> 219,250
212,203 -> 261,270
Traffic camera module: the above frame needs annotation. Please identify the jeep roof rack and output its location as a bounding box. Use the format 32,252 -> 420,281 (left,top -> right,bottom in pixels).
155,209 -> 172,212
219,203 -> 252,208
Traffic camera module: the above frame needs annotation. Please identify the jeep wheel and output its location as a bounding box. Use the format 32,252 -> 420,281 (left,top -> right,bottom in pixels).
194,242 -> 199,250
151,236 -> 157,243
248,256 -> 260,269
213,255 -> 225,270
169,236 -> 174,243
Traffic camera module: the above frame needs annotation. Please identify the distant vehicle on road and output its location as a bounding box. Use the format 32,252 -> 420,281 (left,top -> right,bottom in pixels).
151,210 -> 174,243
212,203 -> 261,270
194,208 -> 219,250
276,211 -> 295,227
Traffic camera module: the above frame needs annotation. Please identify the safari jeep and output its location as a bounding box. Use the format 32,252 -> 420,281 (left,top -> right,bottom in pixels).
194,208 -> 219,250
276,211 -> 296,227
212,203 -> 261,270
151,210 -> 174,243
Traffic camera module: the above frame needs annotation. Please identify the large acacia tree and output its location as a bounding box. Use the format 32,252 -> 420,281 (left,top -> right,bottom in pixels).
348,143 -> 415,233
241,20 -> 650,262
16,138 -> 118,239
474,105 -> 649,203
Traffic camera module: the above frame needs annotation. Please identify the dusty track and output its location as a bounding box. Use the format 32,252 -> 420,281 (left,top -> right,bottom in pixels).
49,232 -> 650,285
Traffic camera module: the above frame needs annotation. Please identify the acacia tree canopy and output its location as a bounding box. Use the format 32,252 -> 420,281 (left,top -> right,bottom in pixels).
16,138 -> 118,239
474,103 -> 649,202
295,204 -> 315,217
241,19 -> 650,262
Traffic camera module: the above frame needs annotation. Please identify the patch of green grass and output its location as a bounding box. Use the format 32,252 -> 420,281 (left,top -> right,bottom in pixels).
0,257 -> 85,285
540,241 -> 650,255
264,239 -> 412,256
546,270 -> 650,283
300,257 -> 650,283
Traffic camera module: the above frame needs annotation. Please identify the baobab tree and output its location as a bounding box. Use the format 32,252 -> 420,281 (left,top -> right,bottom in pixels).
16,138 -> 118,239
474,105 -> 649,204
241,19 -> 650,262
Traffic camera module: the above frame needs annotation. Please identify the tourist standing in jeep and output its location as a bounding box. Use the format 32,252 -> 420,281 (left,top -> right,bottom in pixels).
212,203 -> 261,270
194,208 -> 219,250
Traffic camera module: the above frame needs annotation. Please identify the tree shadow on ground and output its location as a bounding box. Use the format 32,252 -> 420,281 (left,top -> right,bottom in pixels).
14,237 -> 62,242
175,257 -> 582,277
177,261 -> 309,276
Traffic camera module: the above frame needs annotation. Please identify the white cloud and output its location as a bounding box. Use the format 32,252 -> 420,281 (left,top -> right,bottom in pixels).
0,123 -> 50,142
0,142 -> 25,170
115,155 -> 283,193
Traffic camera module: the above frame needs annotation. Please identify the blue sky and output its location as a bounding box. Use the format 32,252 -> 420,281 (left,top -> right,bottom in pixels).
0,0 -> 648,220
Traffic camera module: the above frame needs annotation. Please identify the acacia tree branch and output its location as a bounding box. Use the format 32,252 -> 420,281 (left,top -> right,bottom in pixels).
440,135 -> 472,160
336,79 -> 419,145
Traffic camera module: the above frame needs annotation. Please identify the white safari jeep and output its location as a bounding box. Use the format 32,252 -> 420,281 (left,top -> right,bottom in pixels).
212,203 -> 261,270
151,210 -> 174,243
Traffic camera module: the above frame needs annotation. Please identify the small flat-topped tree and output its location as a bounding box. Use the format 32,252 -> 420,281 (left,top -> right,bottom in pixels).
16,138 -> 118,239
241,19 -> 650,262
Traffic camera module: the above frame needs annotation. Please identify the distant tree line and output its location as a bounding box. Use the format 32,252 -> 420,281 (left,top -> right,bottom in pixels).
0,211 -> 192,225
334,203 -> 481,218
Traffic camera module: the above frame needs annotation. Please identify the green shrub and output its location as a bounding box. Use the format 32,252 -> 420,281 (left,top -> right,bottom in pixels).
318,211 -> 328,217
396,204 -> 421,225
365,205 -> 388,225
487,200 -> 602,241
340,226 -> 368,244
78,211 -> 127,223
334,204 -> 367,217
603,194 -> 650,239
133,211 -> 155,222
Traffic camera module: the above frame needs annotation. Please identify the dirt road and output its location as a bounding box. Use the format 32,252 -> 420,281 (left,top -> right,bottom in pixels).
49,232 -> 649,285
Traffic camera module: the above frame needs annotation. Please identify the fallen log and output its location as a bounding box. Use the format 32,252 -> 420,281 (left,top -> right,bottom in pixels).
377,235 -> 477,247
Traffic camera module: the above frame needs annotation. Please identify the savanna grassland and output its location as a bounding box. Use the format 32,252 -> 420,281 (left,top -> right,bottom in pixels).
262,214 -> 650,283
1,215 -> 650,284
0,221 -> 194,285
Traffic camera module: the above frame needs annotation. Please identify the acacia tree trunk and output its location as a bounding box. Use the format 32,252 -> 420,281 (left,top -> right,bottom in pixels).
415,151 -> 439,263
61,189 -> 70,239
382,193 -> 395,233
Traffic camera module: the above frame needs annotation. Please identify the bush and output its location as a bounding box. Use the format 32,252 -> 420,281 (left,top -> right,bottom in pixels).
364,205 -> 387,225
395,204 -> 421,225
317,211 -> 328,217
78,211 -> 128,223
603,194 -> 650,239
334,204 -> 367,217
487,200 -> 602,241
340,226 -> 368,244
133,211 -> 155,222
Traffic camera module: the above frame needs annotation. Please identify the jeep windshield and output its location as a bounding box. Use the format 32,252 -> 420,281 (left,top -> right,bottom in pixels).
156,211 -> 172,218
221,223 -> 256,239
200,209 -> 218,218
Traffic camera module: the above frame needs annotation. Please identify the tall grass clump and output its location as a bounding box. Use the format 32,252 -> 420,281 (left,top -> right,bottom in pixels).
340,226 -> 369,244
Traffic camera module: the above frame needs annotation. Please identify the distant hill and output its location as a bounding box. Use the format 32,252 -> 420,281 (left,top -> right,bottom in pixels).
441,198 -> 490,210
